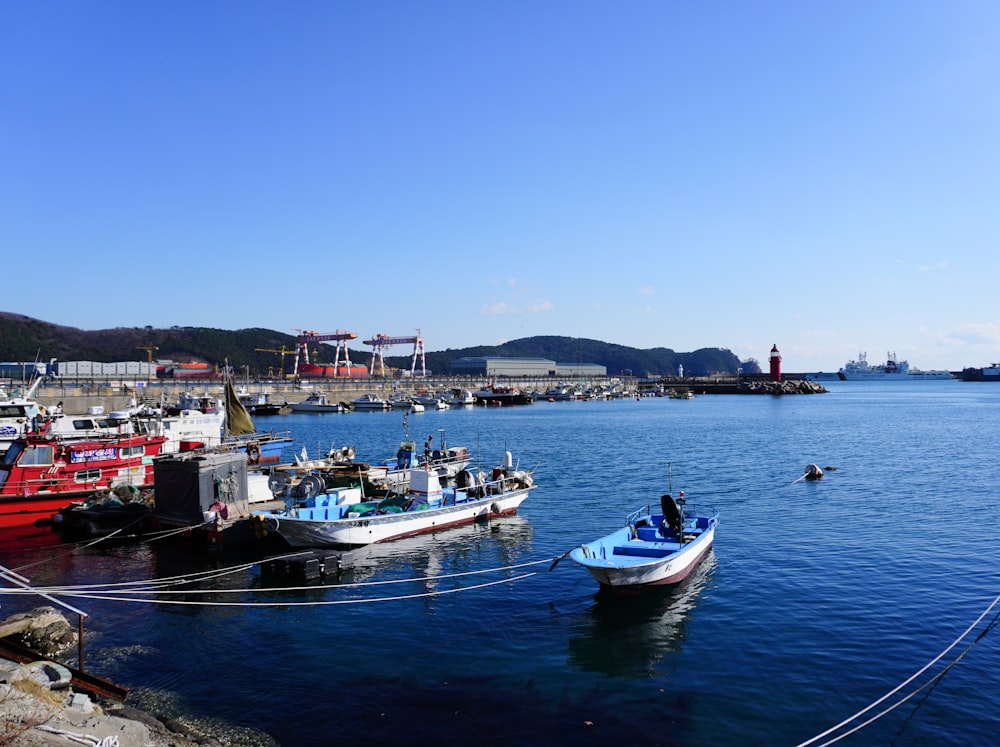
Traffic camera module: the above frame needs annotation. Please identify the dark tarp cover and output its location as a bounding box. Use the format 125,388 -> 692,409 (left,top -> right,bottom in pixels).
224,378 -> 257,438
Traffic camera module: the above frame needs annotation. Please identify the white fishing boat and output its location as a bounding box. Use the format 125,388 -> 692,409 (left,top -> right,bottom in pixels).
266,427 -> 472,496
0,376 -> 45,454
447,389 -> 475,407
350,393 -> 389,411
289,392 -> 345,413
237,386 -> 284,415
45,405 -> 225,455
387,394 -> 415,410
569,492 -> 719,596
257,450 -> 535,547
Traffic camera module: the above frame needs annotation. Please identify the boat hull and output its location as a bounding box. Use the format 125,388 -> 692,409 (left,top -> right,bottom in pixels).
570,508 -> 719,595
288,404 -> 344,413
0,493 -> 110,529
264,486 -> 534,547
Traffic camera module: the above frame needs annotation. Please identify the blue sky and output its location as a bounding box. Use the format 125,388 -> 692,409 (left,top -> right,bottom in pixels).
4,2 -> 999,372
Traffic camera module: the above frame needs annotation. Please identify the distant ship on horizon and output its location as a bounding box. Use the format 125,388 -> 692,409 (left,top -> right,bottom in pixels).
804,351 -> 953,381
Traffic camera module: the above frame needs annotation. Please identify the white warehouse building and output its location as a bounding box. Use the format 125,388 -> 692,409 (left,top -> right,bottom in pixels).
450,356 -> 606,377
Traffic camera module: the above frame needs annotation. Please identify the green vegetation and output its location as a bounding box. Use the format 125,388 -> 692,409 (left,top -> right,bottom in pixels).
0,313 -> 758,377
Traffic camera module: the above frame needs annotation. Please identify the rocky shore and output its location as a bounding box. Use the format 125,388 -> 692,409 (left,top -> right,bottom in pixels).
737,379 -> 828,394
0,607 -> 274,746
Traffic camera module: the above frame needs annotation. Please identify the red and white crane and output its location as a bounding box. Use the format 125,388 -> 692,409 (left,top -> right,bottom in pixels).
292,329 -> 358,377
363,330 -> 426,377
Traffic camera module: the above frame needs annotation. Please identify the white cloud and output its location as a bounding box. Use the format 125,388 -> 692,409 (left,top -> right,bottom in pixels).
917,261 -> 949,272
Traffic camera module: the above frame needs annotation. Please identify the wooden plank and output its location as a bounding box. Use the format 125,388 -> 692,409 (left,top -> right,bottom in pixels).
0,638 -> 129,701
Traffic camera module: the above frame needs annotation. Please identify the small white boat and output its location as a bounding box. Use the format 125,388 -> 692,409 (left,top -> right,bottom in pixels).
387,394 -> 415,410
257,450 -> 535,547
413,392 -> 450,409
237,386 -> 284,415
289,392 -> 344,413
570,492 -> 719,596
350,393 -> 389,411
447,389 -> 475,407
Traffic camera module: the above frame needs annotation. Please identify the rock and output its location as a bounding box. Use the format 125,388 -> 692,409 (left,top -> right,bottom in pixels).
0,607 -> 77,657
12,661 -> 73,691
738,379 -> 828,395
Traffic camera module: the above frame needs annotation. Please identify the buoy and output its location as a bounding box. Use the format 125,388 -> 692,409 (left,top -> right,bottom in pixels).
804,464 -> 824,480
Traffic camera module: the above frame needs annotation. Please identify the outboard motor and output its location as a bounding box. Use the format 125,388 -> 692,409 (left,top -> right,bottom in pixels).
457,469 -> 482,496
660,494 -> 682,537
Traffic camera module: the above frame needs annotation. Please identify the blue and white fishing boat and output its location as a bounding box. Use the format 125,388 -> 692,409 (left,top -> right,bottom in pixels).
570,491 -> 719,595
256,450 -> 536,547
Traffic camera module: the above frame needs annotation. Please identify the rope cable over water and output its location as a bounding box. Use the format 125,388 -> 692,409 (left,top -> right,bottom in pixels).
0,555 -> 558,595
12,572 -> 539,607
7,519 -> 219,576
796,591 -> 1000,747
0,553 -> 562,606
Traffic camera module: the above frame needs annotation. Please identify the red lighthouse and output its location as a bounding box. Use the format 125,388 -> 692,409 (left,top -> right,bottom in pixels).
769,344 -> 782,382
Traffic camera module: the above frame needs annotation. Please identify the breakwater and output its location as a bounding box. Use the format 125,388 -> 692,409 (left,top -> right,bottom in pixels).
24,374 -> 826,414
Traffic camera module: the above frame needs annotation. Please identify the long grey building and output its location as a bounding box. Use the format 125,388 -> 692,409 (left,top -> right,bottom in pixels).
450,356 -> 606,377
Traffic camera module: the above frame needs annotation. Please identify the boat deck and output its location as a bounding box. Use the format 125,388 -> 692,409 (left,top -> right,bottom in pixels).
581,514 -> 712,566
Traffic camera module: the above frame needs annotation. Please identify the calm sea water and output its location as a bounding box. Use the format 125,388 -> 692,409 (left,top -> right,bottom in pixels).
2,381 -> 1000,746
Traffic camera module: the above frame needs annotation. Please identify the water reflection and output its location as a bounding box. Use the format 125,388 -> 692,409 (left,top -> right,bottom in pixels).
333,514 -> 535,588
568,552 -> 716,678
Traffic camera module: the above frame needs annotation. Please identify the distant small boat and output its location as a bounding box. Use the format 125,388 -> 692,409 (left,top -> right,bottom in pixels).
289,392 -> 345,413
350,393 -> 389,411
473,385 -> 533,407
387,394 -> 415,410
447,389 -> 475,407
237,387 -> 284,416
570,491 -> 719,595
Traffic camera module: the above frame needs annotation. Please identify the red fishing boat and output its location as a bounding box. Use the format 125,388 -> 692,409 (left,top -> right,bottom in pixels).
0,432 -> 168,528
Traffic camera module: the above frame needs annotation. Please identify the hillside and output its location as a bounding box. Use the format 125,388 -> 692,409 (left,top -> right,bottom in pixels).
0,312 -> 759,377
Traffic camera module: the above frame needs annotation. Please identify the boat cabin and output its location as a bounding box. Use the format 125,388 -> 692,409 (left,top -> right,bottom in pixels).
0,434 -> 167,497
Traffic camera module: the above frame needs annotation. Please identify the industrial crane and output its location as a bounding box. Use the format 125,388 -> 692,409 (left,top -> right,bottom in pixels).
292,329 -> 358,377
136,345 -> 158,381
363,329 -> 426,377
255,345 -> 295,378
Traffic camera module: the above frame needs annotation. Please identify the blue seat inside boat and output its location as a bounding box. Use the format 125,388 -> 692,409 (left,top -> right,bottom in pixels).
613,545 -> 673,558
636,526 -> 661,541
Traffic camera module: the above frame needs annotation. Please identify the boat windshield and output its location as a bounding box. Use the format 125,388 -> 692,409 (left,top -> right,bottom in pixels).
1,442 -> 25,466
0,404 -> 35,418
6,444 -> 55,466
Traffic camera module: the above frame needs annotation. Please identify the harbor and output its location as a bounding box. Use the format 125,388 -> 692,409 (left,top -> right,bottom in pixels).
19,373 -> 831,416
1,381 -> 997,745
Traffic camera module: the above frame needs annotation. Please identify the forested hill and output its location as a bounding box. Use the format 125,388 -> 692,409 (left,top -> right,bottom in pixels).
0,313 -> 759,377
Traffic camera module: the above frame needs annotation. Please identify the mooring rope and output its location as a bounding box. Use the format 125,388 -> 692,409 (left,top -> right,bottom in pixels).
19,571 -> 539,607
7,518 -> 216,576
0,555 -> 558,596
796,591 -> 1000,746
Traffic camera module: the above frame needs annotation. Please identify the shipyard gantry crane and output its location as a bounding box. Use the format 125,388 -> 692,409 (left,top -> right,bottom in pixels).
292,329 -> 358,377
255,345 -> 295,378
363,329 -> 426,377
